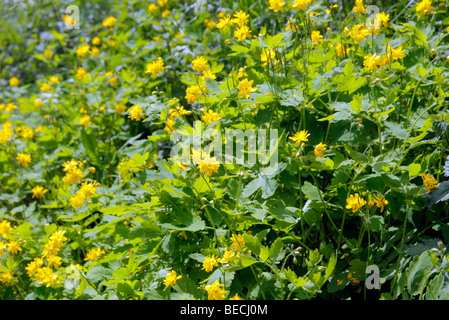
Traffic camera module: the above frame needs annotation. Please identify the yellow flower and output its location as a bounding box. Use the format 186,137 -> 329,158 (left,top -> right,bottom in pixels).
345,24 -> 370,43
229,293 -> 244,300
92,36 -> 101,46
377,12 -> 389,29
269,0 -> 286,12
219,247 -> 235,264
202,109 -> 222,125
331,43 -> 350,58
148,3 -> 158,13
198,155 -> 220,177
216,14 -> 232,30
26,257 -> 44,277
416,0 -> 434,16
79,180 -> 98,199
9,77 -> 19,87
260,48 -> 276,65
32,185 -> 48,199
314,142 -> 326,158
230,234 -> 245,251
202,254 -> 219,272
69,193 -> 85,209
115,102 -> 127,114
192,56 -> 209,73
372,194 -> 389,213
205,280 -> 227,300
34,267 -> 59,287
163,270 -> 182,287
185,84 -> 207,103
76,67 -> 87,80
0,271 -> 14,284
363,53 -> 380,72
164,117 -> 175,134
84,247 -> 106,261
292,0 -> 313,11
386,44 -> 406,60
79,114 -> 92,127
102,16 -> 117,28
0,220 -> 12,239
145,57 -> 165,78
237,78 -> 257,99
46,255 -> 62,268
422,173 -> 438,193
7,240 -> 22,255
352,0 -> 366,13
201,69 -> 217,81
128,103 -> 144,121
43,49 -> 53,59
16,153 -> 31,166
40,82 -> 52,93
345,193 -> 366,213
49,76 -> 60,84
232,11 -> 249,27
311,30 -> 324,45
0,121 -> 13,143
289,130 -> 310,146
234,24 -> 252,41
76,44 -> 90,58
90,46 -> 100,57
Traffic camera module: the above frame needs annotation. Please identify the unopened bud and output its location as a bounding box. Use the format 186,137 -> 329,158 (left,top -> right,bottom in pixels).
89,167 -> 96,173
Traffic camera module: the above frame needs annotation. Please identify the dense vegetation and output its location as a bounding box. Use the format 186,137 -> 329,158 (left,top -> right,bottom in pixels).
1,0 -> 449,300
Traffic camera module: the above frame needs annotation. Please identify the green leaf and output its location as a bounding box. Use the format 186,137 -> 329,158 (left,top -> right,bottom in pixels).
406,251 -> 435,296
302,181 -> 321,201
81,130 -> 101,168
269,238 -> 284,262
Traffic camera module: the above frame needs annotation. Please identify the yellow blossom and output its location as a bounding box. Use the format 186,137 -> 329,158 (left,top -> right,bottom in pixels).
202,254 -> 219,272
202,109 -> 222,125
145,57 -> 165,78
230,293 -> 244,300
16,153 -> 32,166
289,130 -> 310,146
84,247 -> 106,261
128,103 -> 144,121
352,0 -> 366,13
269,0 -> 286,12
79,114 -> 92,127
26,257 -> 44,277
32,185 -> 48,199
40,82 -> 52,93
0,220 -> 12,239
76,67 -> 87,80
311,30 -> 324,45
198,155 -> 220,177
292,0 -> 313,11
416,0 -> 434,16
234,24 -> 252,41
372,194 -> 389,213
75,44 -> 90,58
102,16 -> 117,28
9,77 -> 19,87
230,234 -> 245,251
314,142 -> 326,159
422,173 -> 438,193
7,240 -> 22,255
205,280 -> 227,300
237,78 -> 257,99
192,56 -> 209,73
346,193 -> 366,213
164,270 -> 182,287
